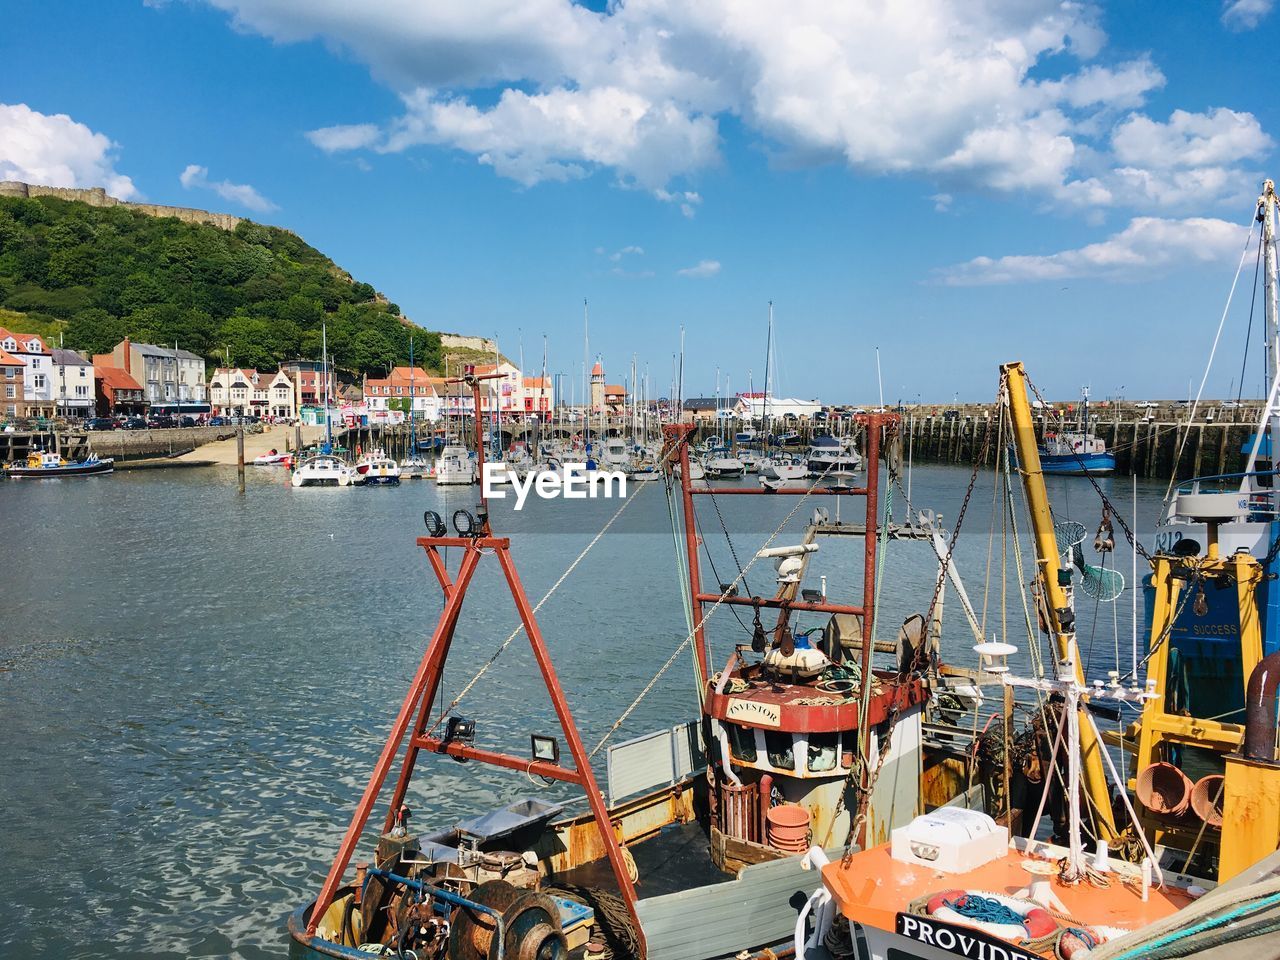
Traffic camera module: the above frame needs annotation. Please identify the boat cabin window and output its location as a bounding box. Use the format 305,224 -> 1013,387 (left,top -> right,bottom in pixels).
726,723 -> 757,762
764,730 -> 794,770
807,732 -> 838,772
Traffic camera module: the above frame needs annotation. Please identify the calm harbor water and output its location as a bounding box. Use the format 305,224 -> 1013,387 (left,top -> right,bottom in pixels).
0,463 -> 1170,959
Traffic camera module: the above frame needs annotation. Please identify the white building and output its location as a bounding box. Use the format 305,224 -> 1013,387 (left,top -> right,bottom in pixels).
734,393 -> 822,422
209,367 -> 296,419
50,348 -> 95,417
0,326 -> 54,418
363,367 -> 442,422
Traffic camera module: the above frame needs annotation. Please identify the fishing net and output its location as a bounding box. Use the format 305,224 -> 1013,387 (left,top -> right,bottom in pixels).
1072,543 -> 1125,603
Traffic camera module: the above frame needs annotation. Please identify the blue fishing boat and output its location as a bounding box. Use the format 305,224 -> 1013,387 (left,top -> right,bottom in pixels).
1039,387 -> 1116,475
4,450 -> 113,478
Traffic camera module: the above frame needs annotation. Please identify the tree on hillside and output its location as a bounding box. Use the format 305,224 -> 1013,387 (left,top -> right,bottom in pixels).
0,195 -> 439,377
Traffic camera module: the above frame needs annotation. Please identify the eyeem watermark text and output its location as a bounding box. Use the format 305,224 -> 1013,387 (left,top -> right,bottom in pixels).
482,463 -> 628,510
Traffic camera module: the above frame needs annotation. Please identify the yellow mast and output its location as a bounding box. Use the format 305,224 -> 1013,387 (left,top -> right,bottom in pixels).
1002,361 -> 1119,842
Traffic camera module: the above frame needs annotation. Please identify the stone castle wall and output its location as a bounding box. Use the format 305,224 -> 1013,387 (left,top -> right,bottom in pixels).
0,181 -> 242,231
439,333 -> 498,353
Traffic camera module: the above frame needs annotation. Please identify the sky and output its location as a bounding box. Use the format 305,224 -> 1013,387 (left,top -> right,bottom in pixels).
2,0 -> 1278,403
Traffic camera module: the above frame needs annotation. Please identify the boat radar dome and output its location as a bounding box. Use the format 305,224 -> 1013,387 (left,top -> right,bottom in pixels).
973,639 -> 1018,674
757,542 -> 818,584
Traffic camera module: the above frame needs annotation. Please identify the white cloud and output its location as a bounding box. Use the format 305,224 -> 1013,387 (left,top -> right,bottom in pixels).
0,102 -> 137,199
1222,0 -> 1273,30
306,123 -> 380,152
179,164 -> 277,212
1112,108 -> 1271,170
677,259 -> 720,278
939,216 -> 1247,285
931,193 -> 953,213
655,188 -> 702,218
608,245 -> 644,262
207,1 -> 1268,213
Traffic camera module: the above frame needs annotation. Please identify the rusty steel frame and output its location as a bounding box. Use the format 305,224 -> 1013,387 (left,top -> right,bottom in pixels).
662,415 -> 897,701
308,371 -> 647,955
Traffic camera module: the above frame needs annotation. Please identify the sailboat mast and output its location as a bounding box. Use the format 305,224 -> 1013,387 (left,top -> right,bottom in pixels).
764,301 -> 773,444
1262,180 -> 1279,500
322,321 -> 331,447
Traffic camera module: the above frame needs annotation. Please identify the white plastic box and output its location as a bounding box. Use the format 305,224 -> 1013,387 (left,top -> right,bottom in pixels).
890,808 -> 1009,873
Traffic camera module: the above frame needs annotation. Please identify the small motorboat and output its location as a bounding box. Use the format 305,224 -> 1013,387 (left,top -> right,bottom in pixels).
291,455 -> 356,488
253,448 -> 292,467
673,459 -> 706,481
806,435 -> 862,478
434,445 -> 476,486
704,455 -> 746,479
737,449 -> 762,473
4,450 -> 114,478
759,455 -> 808,481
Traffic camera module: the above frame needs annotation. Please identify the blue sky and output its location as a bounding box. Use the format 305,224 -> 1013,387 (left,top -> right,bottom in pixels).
2,1 -> 1278,402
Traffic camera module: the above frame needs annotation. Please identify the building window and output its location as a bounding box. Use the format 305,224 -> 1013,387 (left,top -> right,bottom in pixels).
33,374 -> 46,389
4,385 -> 13,399
76,385 -> 89,398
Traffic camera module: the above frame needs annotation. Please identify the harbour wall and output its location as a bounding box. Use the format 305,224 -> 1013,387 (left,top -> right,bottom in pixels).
2,427 -> 231,463
897,412 -> 1256,480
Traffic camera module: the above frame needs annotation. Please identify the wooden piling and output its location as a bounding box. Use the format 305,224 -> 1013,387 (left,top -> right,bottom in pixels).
237,428 -> 245,493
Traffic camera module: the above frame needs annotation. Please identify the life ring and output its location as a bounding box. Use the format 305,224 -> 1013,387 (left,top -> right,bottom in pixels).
925,890 -> 1058,943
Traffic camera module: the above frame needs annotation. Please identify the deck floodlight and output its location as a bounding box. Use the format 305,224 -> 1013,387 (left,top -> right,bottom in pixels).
423,510 -> 446,537
531,734 -> 560,765
444,716 -> 475,750
802,589 -> 824,604
452,509 -> 478,537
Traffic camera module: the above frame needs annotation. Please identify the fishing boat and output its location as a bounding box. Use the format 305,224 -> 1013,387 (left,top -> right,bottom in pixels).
292,454 -> 356,488
737,449 -> 762,474
360,455 -> 402,486
435,444 -> 476,486
286,370 -> 998,960
794,360 -> 1280,960
1039,388 -> 1116,476
4,450 -> 113,478
806,435 -> 862,478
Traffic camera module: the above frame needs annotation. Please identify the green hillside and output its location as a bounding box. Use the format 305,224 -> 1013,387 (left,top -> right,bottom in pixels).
0,194 -> 440,375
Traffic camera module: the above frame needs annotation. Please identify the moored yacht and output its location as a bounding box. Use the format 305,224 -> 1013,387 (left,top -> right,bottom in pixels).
805,435 -> 862,478
434,444 -> 476,486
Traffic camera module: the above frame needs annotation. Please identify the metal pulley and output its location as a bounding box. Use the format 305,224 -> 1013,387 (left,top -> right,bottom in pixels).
1093,508 -> 1115,553
886,427 -> 904,476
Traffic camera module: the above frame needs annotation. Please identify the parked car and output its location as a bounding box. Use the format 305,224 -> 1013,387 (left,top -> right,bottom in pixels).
121,416 -> 148,430
208,416 -> 228,426
148,415 -> 178,429
84,417 -> 117,431
179,415 -> 198,427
